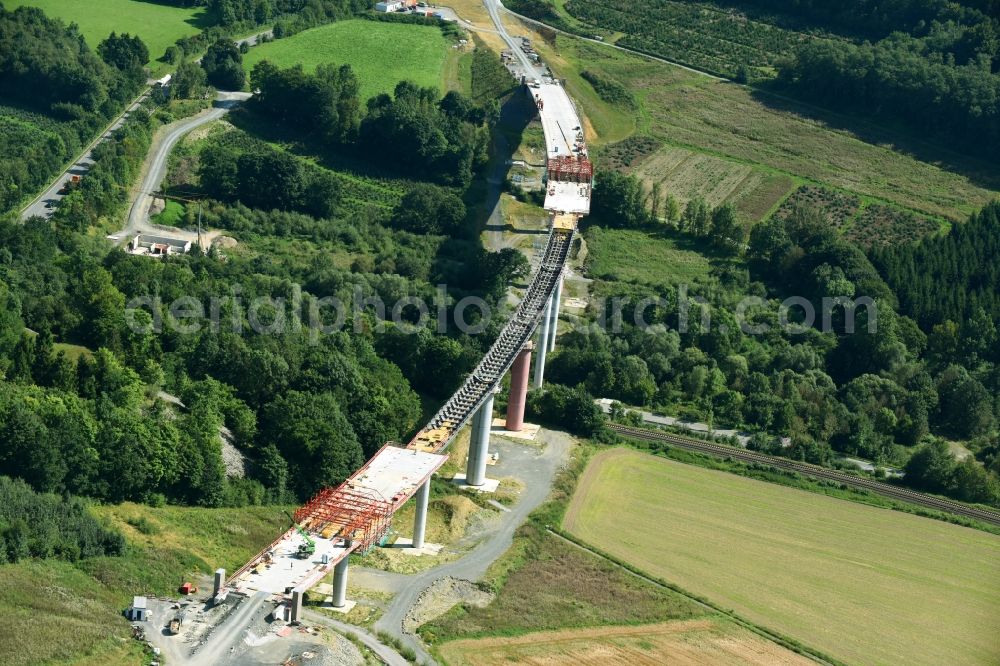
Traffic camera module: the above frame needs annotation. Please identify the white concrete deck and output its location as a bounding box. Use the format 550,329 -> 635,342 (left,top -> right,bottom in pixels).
233,531 -> 349,595
349,445 -> 448,508
544,180 -> 591,214
231,446 -> 447,597
534,81 -> 583,160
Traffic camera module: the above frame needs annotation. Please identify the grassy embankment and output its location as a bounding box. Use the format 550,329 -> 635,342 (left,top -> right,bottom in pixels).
1,503 -> 291,666
564,447 -> 1000,666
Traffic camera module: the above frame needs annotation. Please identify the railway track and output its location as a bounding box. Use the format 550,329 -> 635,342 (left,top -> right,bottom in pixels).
608,423 -> 1000,527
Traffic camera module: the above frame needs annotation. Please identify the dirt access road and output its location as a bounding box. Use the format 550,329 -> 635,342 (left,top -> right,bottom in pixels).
372,431 -> 574,663
115,90 -> 251,246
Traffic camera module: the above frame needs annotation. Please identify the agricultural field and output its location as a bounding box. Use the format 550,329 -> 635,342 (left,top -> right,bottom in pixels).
243,20 -> 455,101
584,227 -> 715,287
438,619 -> 814,666
847,202 -> 943,248
527,35 -> 1000,221
631,145 -> 795,221
6,0 -> 208,72
773,184 -> 861,232
564,448 -> 1000,666
773,185 -> 944,246
560,0 -> 823,79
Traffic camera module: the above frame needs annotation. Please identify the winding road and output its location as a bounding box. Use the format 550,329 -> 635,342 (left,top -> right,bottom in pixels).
19,90 -> 150,221
19,29 -> 269,224
116,91 -> 250,244
373,432 -> 574,663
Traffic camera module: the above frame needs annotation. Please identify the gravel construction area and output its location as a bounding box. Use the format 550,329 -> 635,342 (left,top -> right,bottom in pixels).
403,577 -> 495,633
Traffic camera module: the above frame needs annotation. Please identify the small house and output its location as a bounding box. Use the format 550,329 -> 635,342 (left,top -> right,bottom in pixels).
126,596 -> 148,622
375,0 -> 405,11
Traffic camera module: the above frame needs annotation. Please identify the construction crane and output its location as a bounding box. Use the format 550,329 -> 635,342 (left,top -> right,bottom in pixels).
285,511 -> 316,559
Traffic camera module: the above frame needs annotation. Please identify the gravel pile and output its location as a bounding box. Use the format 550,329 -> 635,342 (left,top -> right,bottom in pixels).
403,577 -> 494,632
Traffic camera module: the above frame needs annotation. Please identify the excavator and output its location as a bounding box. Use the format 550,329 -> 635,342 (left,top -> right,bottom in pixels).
285,511 -> 316,559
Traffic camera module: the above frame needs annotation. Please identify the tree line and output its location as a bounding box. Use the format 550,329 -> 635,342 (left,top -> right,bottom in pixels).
0,475 -> 126,564
0,7 -> 145,120
0,7 -> 148,213
572,196 -> 999,506
250,62 -> 492,186
777,32 -> 1000,161
711,0 -> 998,41
872,201 -> 1000,330
589,170 -> 746,254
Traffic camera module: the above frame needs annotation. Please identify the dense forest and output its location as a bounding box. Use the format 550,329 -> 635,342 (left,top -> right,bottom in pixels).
580,173 -> 1000,506
251,61 -> 492,186
0,7 -> 147,213
0,10 -> 525,516
872,202 -> 1000,329
0,476 -> 125,564
778,28 -> 1000,160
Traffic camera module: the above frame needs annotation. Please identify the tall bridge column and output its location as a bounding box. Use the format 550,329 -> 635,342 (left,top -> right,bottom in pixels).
506,343 -> 533,431
547,275 -> 563,352
533,293 -> 553,388
331,549 -> 350,608
411,479 -> 430,549
466,390 -> 496,486
291,587 -> 304,623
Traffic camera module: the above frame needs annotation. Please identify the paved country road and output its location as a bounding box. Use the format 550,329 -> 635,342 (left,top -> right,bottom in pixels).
19,29 -> 270,223
117,90 -> 251,243
19,90 -> 150,221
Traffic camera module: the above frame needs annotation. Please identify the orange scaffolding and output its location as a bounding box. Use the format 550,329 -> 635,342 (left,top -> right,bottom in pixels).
547,156 -> 593,183
294,484 -> 392,552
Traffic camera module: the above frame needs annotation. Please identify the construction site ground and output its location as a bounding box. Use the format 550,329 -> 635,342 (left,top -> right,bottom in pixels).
141,592 -> 367,666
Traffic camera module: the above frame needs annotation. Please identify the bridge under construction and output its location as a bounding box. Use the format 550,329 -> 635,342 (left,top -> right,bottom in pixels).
225,71 -> 592,619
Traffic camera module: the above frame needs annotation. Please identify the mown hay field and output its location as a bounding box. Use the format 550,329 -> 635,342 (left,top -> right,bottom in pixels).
243,20 -> 453,101
584,226 -> 715,287
564,448 -> 1000,666
438,618 -> 813,666
7,0 -> 208,73
631,146 -> 795,222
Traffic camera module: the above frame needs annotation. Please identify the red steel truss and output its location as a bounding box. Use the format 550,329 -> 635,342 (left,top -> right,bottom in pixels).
547,156 -> 592,183
294,484 -> 392,551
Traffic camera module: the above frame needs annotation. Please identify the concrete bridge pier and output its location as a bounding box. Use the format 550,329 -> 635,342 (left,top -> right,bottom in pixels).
331,546 -> 351,608
213,568 -> 226,597
411,479 -> 430,549
291,587 -> 304,623
466,390 -> 496,486
506,343 -> 533,431
533,293 -> 554,387
547,275 -> 563,352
